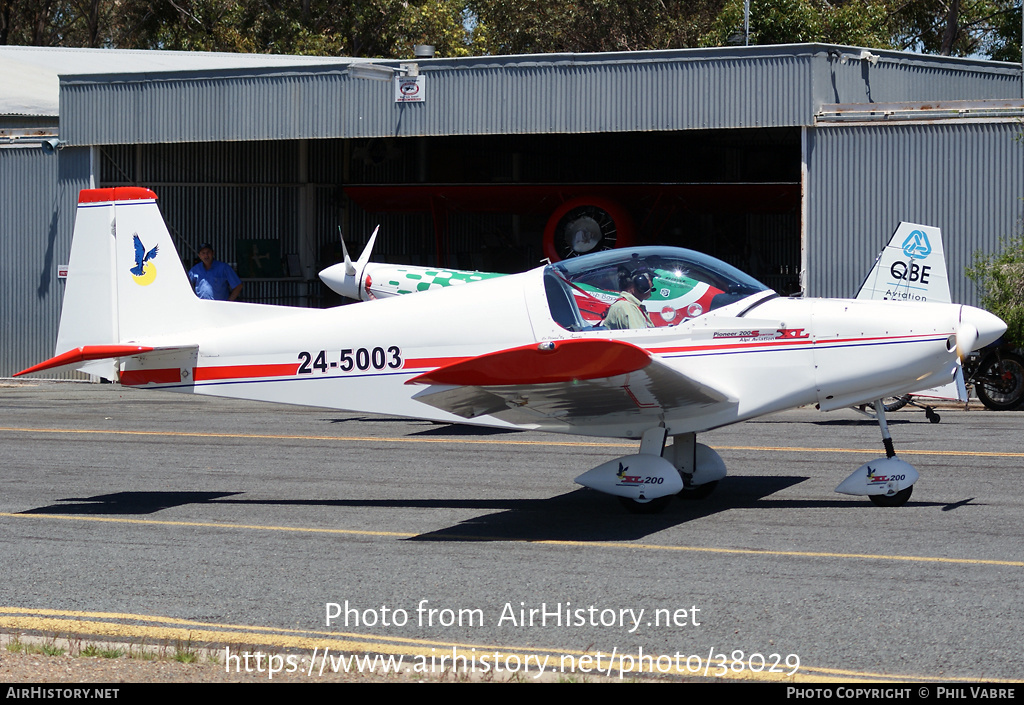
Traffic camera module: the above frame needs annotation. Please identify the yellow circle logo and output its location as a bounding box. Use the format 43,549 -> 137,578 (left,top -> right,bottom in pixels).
132,262 -> 157,286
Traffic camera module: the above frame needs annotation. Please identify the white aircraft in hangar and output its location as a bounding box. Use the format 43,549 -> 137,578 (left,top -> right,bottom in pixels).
18,188 -> 1005,512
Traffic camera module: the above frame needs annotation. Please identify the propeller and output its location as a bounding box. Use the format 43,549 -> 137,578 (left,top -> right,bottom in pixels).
956,305 -> 1006,360
320,225 -> 381,300
357,225 -> 380,273
339,226 -> 356,277
955,323 -> 979,362
340,225 -> 379,277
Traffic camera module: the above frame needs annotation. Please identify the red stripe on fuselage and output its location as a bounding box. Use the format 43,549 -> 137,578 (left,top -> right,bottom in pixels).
193,364 -> 300,381
121,363 -> 300,386
649,332 -> 941,356
403,356 -> 471,369
119,334 -> 941,387
120,368 -> 182,386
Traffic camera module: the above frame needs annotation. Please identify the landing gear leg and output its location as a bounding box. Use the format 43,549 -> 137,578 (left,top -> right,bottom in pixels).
837,400 -> 918,505
874,399 -> 896,460
664,432 -> 724,500
867,400 -> 913,507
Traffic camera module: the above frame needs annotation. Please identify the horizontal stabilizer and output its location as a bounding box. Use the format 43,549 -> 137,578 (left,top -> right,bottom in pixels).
15,344 -> 198,378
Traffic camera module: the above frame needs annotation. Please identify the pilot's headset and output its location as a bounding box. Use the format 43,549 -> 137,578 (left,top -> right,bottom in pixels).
619,262 -> 653,297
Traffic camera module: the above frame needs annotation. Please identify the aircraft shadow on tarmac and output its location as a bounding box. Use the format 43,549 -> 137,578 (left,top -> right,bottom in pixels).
21,491 -> 242,515
23,482 -> 809,541
809,418 -> 915,426
404,476 -> 872,542
323,417 -> 521,436
403,487 -> 971,542
19,483 -> 967,541
409,424 -> 521,437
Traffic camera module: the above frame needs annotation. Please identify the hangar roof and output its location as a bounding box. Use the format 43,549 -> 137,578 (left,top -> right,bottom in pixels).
0,45 -> 356,118
3,44 -> 1021,142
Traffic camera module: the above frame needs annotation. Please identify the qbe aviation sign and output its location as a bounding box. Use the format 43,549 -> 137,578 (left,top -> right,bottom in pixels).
395,75 -> 425,103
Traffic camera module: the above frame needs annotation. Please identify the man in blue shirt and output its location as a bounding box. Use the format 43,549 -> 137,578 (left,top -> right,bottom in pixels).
188,243 -> 243,301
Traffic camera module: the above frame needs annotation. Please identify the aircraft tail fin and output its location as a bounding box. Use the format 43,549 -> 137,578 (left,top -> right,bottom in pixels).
855,222 -> 965,402
855,222 -> 950,304
24,188 -> 287,381
39,188 -> 203,378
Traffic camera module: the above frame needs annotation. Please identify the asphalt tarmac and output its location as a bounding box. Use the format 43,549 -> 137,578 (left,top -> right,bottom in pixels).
1,380 -> 1022,683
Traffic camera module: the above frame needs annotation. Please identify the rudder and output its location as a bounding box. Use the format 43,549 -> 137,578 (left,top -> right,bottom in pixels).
54,188 -> 202,377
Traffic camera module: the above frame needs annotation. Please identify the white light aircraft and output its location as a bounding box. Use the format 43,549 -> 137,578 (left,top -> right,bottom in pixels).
18,188 -> 1006,512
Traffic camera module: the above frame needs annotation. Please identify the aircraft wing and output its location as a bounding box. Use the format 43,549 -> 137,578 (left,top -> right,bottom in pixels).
406,339 -> 734,428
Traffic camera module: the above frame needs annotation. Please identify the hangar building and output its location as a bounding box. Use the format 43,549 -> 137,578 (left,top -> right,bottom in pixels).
2,43 -> 1022,377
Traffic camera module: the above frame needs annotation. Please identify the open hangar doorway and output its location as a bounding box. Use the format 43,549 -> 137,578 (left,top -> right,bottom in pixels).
341,127 -> 802,297
99,126 -> 802,309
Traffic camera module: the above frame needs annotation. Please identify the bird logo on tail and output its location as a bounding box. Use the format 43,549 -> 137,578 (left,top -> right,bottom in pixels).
130,233 -> 159,286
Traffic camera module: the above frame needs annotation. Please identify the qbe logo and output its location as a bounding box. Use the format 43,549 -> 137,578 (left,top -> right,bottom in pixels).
901,229 -> 932,259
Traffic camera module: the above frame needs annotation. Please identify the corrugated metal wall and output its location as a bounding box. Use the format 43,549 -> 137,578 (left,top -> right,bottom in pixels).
1,145 -> 91,377
60,46 -> 1020,146
101,141 -> 315,299
805,121 -> 1024,304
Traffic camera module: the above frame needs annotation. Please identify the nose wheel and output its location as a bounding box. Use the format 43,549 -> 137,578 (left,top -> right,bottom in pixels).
836,400 -> 918,506
618,495 -> 673,514
869,485 -> 913,507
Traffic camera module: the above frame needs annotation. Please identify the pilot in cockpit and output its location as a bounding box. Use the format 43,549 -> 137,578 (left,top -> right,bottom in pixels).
604,264 -> 654,330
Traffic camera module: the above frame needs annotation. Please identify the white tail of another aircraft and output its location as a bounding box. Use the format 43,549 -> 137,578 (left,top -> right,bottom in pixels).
856,222 -> 950,304
856,222 -> 966,402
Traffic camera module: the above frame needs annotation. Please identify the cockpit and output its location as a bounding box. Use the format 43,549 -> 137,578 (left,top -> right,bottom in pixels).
544,246 -> 772,331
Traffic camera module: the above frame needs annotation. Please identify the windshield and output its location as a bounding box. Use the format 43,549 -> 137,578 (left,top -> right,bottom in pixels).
546,246 -> 772,331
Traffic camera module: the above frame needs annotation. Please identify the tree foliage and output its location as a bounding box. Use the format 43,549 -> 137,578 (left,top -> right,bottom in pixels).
966,235 -> 1024,346
1,0 -> 116,47
0,0 -> 1020,60
468,0 -> 724,54
0,0 -> 487,57
700,0 -> 1021,58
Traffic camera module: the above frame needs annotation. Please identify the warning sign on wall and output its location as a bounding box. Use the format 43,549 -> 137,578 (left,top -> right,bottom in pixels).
394,75 -> 425,103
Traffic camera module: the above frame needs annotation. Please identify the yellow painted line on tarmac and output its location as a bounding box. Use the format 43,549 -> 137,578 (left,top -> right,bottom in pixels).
719,445 -> 1024,458
0,426 -> 627,448
2,607 -> 1011,683
0,512 -> 411,538
2,426 -> 1023,457
2,512 -> 1022,568
0,608 -> 788,683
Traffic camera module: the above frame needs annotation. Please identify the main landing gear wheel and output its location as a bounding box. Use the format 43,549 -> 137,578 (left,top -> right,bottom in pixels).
678,481 -> 718,500
883,395 -> 910,412
976,351 -> 1024,411
618,495 -> 672,514
869,486 -> 913,507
